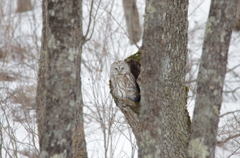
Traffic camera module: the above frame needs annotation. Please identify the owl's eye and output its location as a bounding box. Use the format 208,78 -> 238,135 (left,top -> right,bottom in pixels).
115,68 -> 118,70
121,68 -> 124,70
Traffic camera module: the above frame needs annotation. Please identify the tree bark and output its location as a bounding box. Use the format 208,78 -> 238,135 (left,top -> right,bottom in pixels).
16,0 -> 33,13
36,0 -> 48,150
122,0 -> 142,44
189,1 -> 238,158
70,1 -> 88,158
36,0 -> 88,157
234,0 -> 240,31
138,1 -> 190,158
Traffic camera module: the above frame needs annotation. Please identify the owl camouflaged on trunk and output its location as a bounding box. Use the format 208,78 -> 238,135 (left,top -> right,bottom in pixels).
110,61 -> 140,102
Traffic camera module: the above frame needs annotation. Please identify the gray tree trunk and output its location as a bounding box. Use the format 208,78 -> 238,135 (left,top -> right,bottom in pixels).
189,1 -> 238,158
36,0 -> 88,157
122,0 -> 142,44
36,0 -> 47,150
16,0 -> 33,13
138,0 -> 190,157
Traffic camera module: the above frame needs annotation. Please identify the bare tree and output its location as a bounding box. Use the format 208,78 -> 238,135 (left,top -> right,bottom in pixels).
111,0 -> 190,157
36,0 -> 87,157
138,0 -> 190,157
110,0 -> 240,158
122,0 -> 142,44
189,1 -> 238,158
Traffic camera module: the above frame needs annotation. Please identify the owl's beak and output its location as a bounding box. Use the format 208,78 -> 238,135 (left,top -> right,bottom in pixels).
118,72 -> 121,75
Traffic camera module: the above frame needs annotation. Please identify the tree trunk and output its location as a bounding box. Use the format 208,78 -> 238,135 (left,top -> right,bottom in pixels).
234,0 -> 240,31
189,1 -> 238,158
36,0 -> 87,157
73,86 -> 88,158
138,0 -> 190,157
16,0 -> 33,13
36,0 -> 48,150
122,0 -> 142,44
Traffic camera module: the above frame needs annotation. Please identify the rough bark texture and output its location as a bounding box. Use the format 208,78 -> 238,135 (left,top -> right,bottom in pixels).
36,0 -> 88,158
110,51 -> 141,142
73,90 -> 88,158
16,0 -> 33,13
36,0 -> 48,149
122,0 -> 142,44
70,1 -> 88,157
138,1 -> 190,158
189,1 -> 237,158
111,96 -> 141,141
234,0 -> 240,31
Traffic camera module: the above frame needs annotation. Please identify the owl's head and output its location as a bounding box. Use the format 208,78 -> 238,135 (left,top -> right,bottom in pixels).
110,61 -> 130,75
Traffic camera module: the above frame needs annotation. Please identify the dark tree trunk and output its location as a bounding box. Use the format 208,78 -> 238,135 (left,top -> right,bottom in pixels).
138,0 -> 190,157
36,0 -> 47,150
234,0 -> 240,31
36,0 -> 88,157
189,0 -> 238,158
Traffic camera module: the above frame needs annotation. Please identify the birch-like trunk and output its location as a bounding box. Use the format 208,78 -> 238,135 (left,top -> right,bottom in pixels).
189,1 -> 238,158
36,0 -> 87,157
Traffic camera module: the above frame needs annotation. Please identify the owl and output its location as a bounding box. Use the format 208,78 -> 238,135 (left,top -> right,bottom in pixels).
110,61 -> 140,102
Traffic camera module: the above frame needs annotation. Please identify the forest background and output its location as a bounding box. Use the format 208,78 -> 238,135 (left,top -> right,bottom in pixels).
0,0 -> 240,157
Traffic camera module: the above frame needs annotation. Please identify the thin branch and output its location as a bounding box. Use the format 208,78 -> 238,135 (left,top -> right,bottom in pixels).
106,10 -> 140,49
227,64 -> 240,73
84,0 -> 94,39
223,87 -> 240,94
218,134 -> 240,144
220,110 -> 240,118
228,146 -> 240,158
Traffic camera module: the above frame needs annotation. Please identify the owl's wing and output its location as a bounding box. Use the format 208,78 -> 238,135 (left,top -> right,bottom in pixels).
125,73 -> 137,91
125,73 -> 140,102
110,75 -> 127,99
